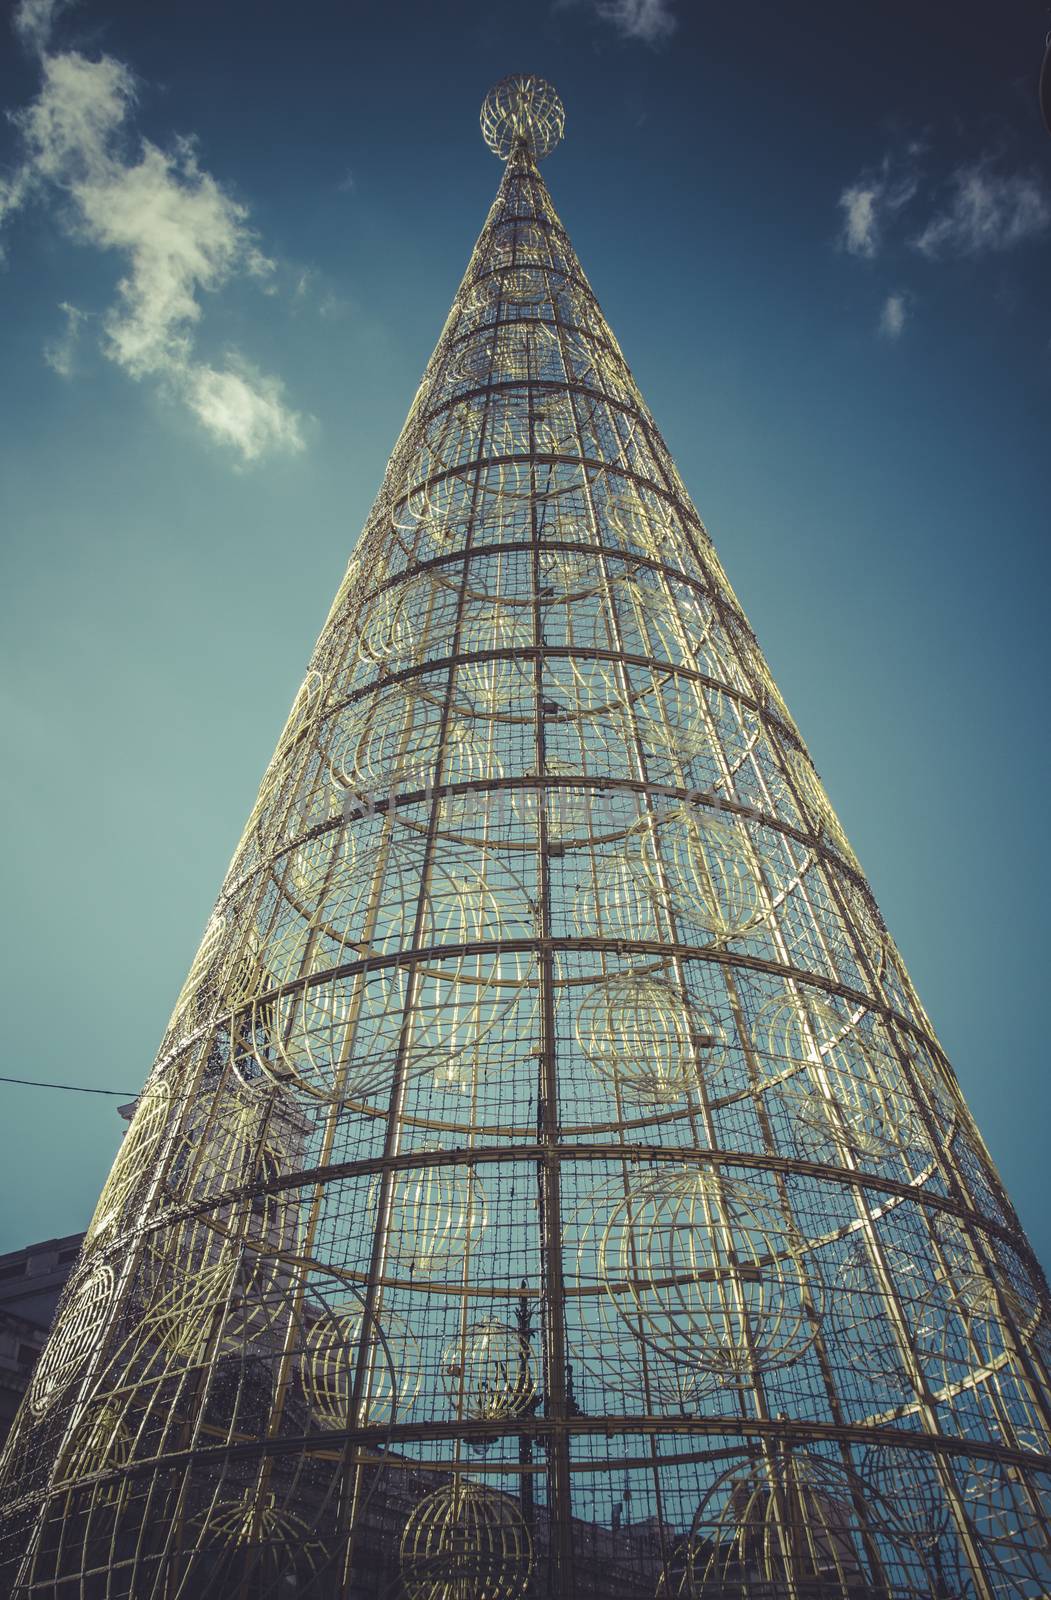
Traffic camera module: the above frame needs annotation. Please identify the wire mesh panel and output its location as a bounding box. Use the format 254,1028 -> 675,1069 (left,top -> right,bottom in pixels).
2,73 -> 1050,1600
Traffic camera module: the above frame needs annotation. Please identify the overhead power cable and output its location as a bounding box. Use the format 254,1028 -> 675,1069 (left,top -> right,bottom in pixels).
0,1074 -> 135,1097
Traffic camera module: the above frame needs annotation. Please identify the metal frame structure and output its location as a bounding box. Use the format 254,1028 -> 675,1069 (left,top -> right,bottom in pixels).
2,75 -> 1051,1599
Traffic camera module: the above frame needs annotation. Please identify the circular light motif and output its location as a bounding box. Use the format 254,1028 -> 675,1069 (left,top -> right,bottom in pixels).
675,1451 -> 942,1599
481,75 -> 565,161
85,1079 -> 171,1246
440,1318 -> 535,1420
631,804 -> 764,942
594,1168 -> 817,1386
401,1482 -> 533,1600
304,1301 -> 421,1429
786,748 -> 863,873
576,974 -> 709,1105
378,1165 -> 488,1277
752,991 -> 923,1160
30,1267 -> 114,1416
457,608 -> 533,711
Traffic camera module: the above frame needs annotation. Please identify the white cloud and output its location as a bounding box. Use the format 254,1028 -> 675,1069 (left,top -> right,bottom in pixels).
184,360 -> 304,460
839,184 -> 880,258
556,0 -> 677,46
0,47 -> 304,462
838,158 -> 918,258
12,0 -> 71,54
597,0 -> 676,44
44,300 -> 87,376
913,161 -> 1051,258
878,293 -> 907,340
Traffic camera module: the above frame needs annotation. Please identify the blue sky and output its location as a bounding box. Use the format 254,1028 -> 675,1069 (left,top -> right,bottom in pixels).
1,0 -> 1049,1269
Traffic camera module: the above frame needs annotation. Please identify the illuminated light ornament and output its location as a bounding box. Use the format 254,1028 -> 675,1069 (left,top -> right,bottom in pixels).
629,674 -> 715,778
594,1168 -> 817,1388
612,572 -> 719,668
832,1239 -> 930,1397
457,606 -> 534,711
250,849 -> 531,1104
357,574 -> 435,669
785,747 -> 864,875
172,1496 -> 327,1594
56,1402 -> 131,1505
575,973 -> 709,1105
400,1481 -> 534,1600
548,760 -> 618,847
604,490 -> 679,560
282,803 -> 347,908
421,859 -> 532,1091
137,1257 -> 237,1362
571,844 -> 659,938
402,404 -> 483,511
29,1267 -> 114,1416
329,685 -> 444,795
84,1078 -> 171,1247
915,1260 -> 1039,1399
481,74 -> 565,161
452,323 -> 561,391
275,668 -> 327,764
468,263 -> 555,312
304,1300 -> 421,1428
752,991 -> 925,1161
378,1165 -> 488,1277
168,905 -> 231,1032
669,1451 -> 943,1599
630,802 -> 765,942
440,1318 -> 535,1420
957,1455 -> 1051,1597
859,1443 -> 952,1554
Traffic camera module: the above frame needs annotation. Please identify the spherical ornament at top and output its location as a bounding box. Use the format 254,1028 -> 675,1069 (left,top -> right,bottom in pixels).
481,76 -> 565,161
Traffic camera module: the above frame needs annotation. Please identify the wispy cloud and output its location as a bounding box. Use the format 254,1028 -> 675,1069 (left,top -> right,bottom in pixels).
878,292 -> 908,340
12,0 -> 71,54
913,161 -> 1051,258
556,0 -> 677,47
1,16 -> 305,462
43,300 -> 87,376
184,359 -> 304,459
837,155 -> 919,258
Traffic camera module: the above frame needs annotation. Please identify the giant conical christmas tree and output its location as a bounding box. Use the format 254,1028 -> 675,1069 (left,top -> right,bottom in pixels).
3,76 -> 1051,1600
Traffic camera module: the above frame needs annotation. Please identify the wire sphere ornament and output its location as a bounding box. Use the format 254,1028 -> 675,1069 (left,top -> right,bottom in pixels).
55,1401 -> 131,1505
572,845 -> 661,938
858,1443 -> 952,1553
440,1318 -> 536,1421
29,1266 -> 114,1416
376,1164 -> 488,1278
84,1077 -> 171,1247
629,803 -> 765,942
956,1456 -> 1051,1597
831,1239 -> 929,1397
457,607 -> 534,712
589,1168 -> 818,1390
481,76 -> 564,161
400,1481 -> 534,1600
575,973 -> 712,1105
751,990 -> 924,1162
304,1299 -> 421,1429
172,1496 -> 328,1596
670,1450 -> 942,1599
248,849 -> 530,1106
785,747 -> 863,875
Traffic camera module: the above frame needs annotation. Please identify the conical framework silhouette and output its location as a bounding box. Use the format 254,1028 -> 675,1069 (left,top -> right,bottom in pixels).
3,74 -> 1051,1600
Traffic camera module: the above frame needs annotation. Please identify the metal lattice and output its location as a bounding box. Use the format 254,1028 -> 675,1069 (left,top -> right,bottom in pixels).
3,74 -> 1051,1600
